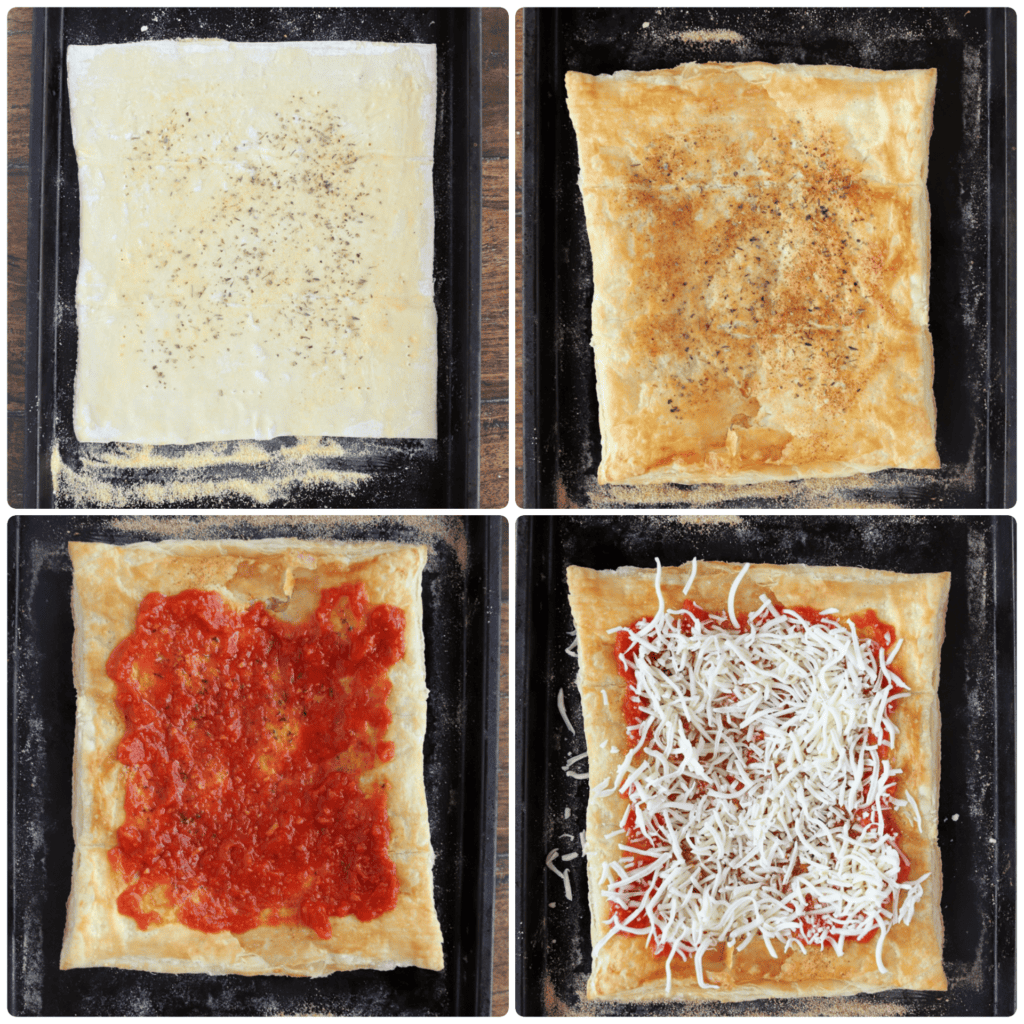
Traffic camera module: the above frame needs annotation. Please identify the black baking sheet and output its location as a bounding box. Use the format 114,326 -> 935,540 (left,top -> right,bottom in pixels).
522,8 -> 1015,509
515,515 -> 1015,1014
24,7 -> 482,509
9,514 -> 501,1015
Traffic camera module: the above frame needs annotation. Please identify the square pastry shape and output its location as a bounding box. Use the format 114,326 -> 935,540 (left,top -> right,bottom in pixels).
61,538 -> 443,975
565,63 -> 940,485
68,40 -> 437,444
567,559 -> 948,1002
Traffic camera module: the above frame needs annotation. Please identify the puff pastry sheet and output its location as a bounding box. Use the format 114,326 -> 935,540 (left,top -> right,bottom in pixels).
567,559 -> 949,1002
565,63 -> 940,485
62,538 -> 443,975
68,40 -> 437,444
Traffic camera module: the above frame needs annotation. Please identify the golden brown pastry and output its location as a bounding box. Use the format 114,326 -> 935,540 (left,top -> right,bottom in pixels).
61,538 -> 443,975
565,63 -> 940,485
567,559 -> 948,1001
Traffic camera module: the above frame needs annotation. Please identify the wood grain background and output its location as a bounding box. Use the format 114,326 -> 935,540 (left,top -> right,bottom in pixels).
514,10 -> 523,507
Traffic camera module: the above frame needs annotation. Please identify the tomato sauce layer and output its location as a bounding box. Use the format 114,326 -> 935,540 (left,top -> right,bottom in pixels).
611,600 -> 908,951
106,584 -> 404,938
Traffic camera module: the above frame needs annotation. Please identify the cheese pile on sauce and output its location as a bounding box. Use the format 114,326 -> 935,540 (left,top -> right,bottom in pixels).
594,561 -> 929,991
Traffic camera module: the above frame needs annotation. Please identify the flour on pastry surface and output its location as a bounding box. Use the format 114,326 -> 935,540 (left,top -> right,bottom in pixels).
565,62 -> 939,486
68,40 -> 437,445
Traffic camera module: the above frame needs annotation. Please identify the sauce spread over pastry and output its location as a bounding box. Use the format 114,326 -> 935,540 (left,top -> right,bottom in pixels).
106,584 -> 403,938
599,563 -> 929,990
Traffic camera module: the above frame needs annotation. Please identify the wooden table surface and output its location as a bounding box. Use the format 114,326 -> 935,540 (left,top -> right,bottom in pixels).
6,7 -> 509,1014
7,8 -> 32,509
515,11 -> 524,507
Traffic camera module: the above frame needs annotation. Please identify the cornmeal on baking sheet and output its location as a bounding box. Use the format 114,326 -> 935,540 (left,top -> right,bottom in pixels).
565,63 -> 940,486
61,539 -> 443,975
567,559 -> 948,1002
67,40 -> 437,445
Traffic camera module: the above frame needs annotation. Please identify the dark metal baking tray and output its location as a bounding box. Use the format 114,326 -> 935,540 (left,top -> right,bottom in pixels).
516,515 -> 1015,1014
522,8 -> 1015,509
10,514 -> 501,1015
24,8 -> 482,509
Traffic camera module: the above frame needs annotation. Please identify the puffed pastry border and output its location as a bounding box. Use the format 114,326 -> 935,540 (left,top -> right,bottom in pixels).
567,559 -> 949,1002
61,538 -> 443,975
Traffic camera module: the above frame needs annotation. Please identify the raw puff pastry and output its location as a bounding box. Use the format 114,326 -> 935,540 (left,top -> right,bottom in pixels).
565,63 -> 940,485
68,39 -> 437,444
61,538 -> 443,975
567,559 -> 949,1002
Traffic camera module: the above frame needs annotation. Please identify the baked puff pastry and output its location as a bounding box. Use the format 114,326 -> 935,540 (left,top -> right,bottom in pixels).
565,63 -> 940,486
567,559 -> 948,1002
61,538 -> 443,975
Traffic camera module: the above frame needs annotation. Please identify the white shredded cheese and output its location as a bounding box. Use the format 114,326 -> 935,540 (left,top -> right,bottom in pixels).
726,561 -> 749,628
557,688 -> 575,735
905,791 -> 923,831
547,847 -> 574,900
545,848 -> 564,880
565,631 -> 579,658
599,563 -> 928,990
683,556 -> 698,595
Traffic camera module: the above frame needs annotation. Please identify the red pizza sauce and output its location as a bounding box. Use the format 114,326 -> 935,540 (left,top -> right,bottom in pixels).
106,584 -> 403,938
610,600 -> 908,952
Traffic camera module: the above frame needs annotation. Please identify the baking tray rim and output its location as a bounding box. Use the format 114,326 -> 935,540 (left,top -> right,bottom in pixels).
9,513 -> 502,1015
514,513 -> 1015,1015
520,7 -> 1015,510
23,7 -> 483,510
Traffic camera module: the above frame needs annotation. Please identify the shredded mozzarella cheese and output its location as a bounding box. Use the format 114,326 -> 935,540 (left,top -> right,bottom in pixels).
557,688 -> 575,735
600,564 -> 928,991
683,556 -> 698,595
565,631 -> 579,658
